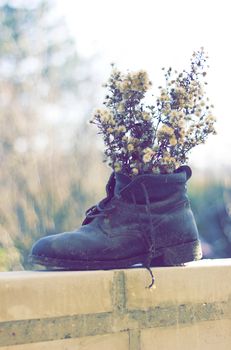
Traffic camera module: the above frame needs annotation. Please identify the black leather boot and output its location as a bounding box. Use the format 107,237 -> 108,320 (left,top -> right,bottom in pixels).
29,166 -> 202,270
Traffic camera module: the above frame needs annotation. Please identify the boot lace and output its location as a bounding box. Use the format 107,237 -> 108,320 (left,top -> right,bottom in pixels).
84,182 -> 158,288
82,173 -> 116,225
132,183 -> 188,288
131,183 -> 156,288
82,195 -> 117,225
84,201 -> 116,220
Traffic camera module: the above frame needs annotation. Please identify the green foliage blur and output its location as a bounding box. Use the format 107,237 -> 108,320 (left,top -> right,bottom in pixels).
189,174 -> 231,259
0,1 -> 230,272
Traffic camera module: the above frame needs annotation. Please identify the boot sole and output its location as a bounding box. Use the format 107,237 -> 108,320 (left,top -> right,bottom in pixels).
29,239 -> 202,270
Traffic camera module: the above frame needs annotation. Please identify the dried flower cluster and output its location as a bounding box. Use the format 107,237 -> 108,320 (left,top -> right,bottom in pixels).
91,48 -> 216,176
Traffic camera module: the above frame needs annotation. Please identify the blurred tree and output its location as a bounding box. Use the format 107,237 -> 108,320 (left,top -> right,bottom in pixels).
0,0 -> 108,270
189,176 -> 231,259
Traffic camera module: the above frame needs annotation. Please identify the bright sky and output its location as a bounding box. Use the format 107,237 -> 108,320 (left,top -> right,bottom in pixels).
55,0 -> 231,172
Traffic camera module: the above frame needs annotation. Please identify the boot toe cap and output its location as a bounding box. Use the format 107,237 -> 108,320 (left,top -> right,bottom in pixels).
30,235 -> 54,260
29,232 -> 89,266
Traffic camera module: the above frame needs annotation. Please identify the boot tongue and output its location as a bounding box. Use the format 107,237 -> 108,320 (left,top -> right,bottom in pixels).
114,172 -> 132,195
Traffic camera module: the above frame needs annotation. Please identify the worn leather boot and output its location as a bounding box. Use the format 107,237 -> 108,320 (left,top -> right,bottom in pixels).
29,166 -> 202,270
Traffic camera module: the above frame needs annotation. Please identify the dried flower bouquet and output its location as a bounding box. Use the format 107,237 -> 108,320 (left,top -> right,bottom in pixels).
91,48 -> 216,177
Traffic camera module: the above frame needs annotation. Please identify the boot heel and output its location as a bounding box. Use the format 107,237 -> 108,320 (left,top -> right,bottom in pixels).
162,240 -> 202,266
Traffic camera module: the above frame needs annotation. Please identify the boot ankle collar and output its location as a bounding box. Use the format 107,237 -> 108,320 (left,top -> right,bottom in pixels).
114,166 -> 191,203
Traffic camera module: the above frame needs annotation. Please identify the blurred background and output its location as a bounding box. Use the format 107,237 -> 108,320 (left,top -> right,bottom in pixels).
0,0 -> 230,271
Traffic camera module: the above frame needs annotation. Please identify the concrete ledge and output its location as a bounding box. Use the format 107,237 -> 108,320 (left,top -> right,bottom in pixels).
0,259 -> 231,349
0,270 -> 114,322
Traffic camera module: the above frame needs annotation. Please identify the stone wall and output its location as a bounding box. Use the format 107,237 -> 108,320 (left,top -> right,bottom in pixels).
0,259 -> 231,349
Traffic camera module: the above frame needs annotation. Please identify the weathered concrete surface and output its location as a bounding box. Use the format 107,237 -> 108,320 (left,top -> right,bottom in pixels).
0,332 -> 129,350
140,319 -> 231,350
0,259 -> 231,349
0,270 -> 114,322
